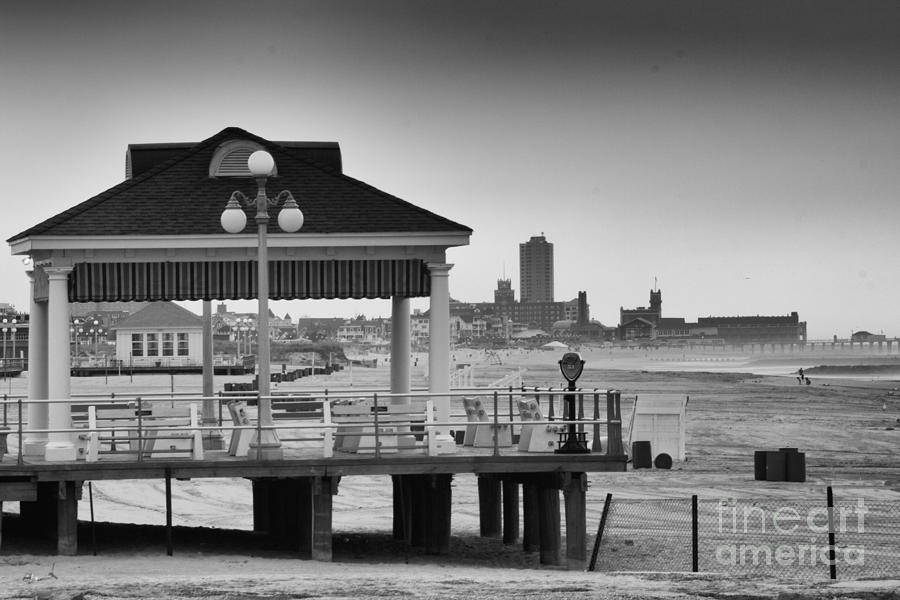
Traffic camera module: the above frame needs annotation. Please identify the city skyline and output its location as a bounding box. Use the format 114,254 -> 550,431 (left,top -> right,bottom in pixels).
2,1 -> 899,339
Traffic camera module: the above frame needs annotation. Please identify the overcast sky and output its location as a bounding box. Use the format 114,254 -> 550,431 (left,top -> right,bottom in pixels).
2,0 -> 899,339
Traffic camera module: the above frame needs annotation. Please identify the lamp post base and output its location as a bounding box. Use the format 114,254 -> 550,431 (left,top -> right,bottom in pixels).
247,430 -> 283,461
434,433 -> 459,455
203,431 -> 226,451
45,441 -> 77,462
23,438 -> 48,457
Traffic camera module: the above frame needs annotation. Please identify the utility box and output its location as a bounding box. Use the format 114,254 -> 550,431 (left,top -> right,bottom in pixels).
627,394 -> 688,462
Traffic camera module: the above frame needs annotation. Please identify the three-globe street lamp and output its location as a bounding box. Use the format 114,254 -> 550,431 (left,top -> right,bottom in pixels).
221,150 -> 303,460
1,317 -> 17,364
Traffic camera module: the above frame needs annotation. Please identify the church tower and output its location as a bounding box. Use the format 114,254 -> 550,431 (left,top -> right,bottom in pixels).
649,288 -> 662,320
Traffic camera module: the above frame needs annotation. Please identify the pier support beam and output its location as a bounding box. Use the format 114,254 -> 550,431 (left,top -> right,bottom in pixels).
18,481 -> 80,555
563,472 -> 587,570
478,475 -> 502,538
522,482 -> 539,552
502,479 -> 520,545
537,478 -> 561,566
403,474 -> 452,554
250,476 -> 338,561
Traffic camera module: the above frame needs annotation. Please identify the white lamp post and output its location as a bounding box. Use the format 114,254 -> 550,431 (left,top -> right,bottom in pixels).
1,318 -> 7,364
221,150 -> 303,460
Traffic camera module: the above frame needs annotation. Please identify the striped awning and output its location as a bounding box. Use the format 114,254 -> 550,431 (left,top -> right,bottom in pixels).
33,260 -> 432,303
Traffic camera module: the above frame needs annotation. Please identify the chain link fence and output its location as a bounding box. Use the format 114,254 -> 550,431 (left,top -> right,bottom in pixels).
589,489 -> 900,579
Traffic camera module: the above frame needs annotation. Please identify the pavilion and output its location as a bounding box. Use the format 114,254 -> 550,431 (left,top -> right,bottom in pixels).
6,126 -> 472,461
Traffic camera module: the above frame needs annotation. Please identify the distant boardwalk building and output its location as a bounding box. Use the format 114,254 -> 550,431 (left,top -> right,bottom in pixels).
519,235 -> 554,303
112,301 -> 203,366
697,313 -> 806,344
619,288 -> 806,343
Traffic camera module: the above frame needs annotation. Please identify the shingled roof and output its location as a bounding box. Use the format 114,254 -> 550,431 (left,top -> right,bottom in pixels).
113,301 -> 202,330
8,127 -> 472,242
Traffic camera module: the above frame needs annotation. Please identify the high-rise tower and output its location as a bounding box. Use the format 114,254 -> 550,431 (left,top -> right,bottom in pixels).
519,234 -> 554,303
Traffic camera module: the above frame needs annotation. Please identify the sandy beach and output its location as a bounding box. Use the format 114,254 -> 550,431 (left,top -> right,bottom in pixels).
2,346 -> 899,599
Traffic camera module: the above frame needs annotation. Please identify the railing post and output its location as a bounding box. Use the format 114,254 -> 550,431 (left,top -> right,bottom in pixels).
373,392 -> 380,459
577,388 -> 585,436
255,391 -> 262,461
493,391 -> 500,457
547,388 -> 555,420
592,390 -> 601,453
606,391 -> 623,456
508,385 -> 515,438
137,396 -> 144,463
17,395 -> 24,465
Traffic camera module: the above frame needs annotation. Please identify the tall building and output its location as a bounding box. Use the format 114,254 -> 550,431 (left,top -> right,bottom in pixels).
519,235 -> 554,303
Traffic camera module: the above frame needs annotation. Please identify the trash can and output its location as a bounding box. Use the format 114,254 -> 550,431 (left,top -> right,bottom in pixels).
753,451 -> 768,480
632,441 -> 652,469
654,452 -> 673,469
785,451 -> 806,482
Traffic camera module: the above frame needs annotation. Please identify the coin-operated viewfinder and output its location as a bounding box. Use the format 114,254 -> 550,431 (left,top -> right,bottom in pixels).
556,352 -> 590,454
559,352 -> 584,385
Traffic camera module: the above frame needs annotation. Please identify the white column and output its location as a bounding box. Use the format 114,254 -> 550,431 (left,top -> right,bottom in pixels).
426,263 -> 455,454
44,267 -> 76,462
24,270 -> 49,456
390,296 -> 411,403
201,300 -> 224,450
390,296 -> 413,447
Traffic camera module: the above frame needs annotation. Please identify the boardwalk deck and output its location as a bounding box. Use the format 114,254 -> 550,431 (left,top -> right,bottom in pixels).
0,389 -> 626,568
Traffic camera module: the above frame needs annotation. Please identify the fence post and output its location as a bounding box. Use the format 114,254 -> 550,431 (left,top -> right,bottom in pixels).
588,492 -> 613,572
827,486 -> 837,580
692,495 -> 699,572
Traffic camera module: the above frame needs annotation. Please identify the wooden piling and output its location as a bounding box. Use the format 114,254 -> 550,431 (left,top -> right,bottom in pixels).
563,472 -> 587,570
478,475 -> 502,538
502,479 -> 520,545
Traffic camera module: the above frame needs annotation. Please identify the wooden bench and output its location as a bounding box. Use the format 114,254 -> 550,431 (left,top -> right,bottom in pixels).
222,396 -> 436,457
74,401 -> 204,462
225,396 -> 334,458
461,397 -> 512,448
516,399 -> 564,453
331,400 -> 435,456
272,396 -> 333,458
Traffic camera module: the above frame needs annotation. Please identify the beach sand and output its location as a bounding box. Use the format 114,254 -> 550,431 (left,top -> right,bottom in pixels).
1,346 -> 899,599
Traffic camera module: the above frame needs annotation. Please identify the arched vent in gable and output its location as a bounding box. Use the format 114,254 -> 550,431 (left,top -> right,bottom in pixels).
209,140 -> 278,177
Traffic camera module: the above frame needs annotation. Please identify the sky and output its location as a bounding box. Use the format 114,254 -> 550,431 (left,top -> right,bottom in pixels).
1,0 -> 899,339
